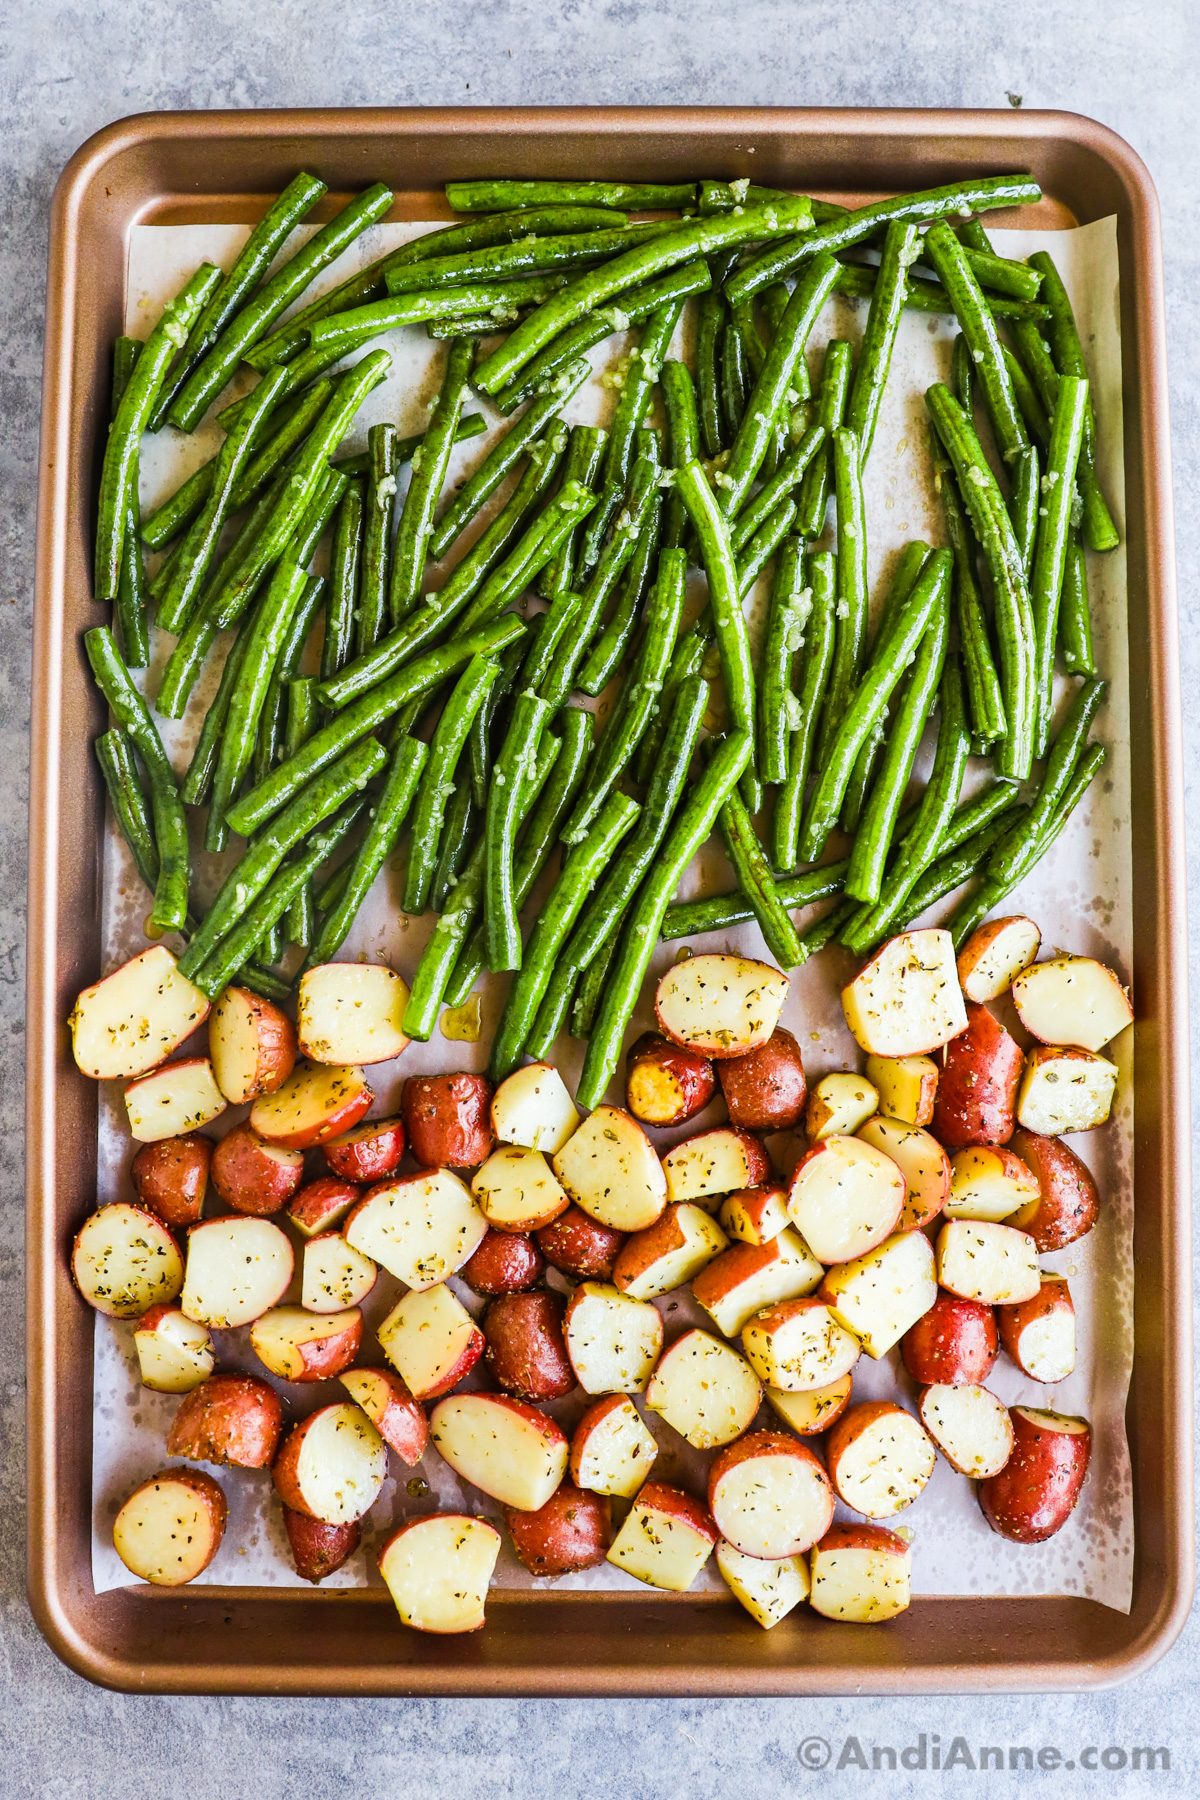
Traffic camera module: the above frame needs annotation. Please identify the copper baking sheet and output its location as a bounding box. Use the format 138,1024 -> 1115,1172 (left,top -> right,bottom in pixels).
27,106 -> 1192,1695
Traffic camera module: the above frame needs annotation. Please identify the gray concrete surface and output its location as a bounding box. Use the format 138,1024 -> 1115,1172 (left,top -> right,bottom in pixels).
2,2 -> 1198,1793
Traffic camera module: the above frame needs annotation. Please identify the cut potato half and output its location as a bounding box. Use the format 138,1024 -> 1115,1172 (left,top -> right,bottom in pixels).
612,1202 -> 728,1301
818,1229 -> 938,1360
956,915 -> 1041,1003
209,985 -> 296,1103
842,928 -> 967,1057
72,1202 -> 184,1318
112,1467 -> 226,1586
273,1404 -> 387,1525
708,1430 -> 834,1559
1011,955 -> 1133,1053
249,1305 -> 362,1382
719,1184 -> 790,1247
716,1539 -> 810,1628
978,1406 -> 1091,1543
166,1373 -> 282,1467
338,1367 -> 428,1465
765,1374 -> 854,1437
490,1061 -> 580,1153
1016,1045 -> 1118,1135
378,1283 -> 485,1401
250,1061 -> 373,1149
805,1071 -> 879,1141
379,1514 -> 501,1634
344,1169 -> 486,1290
945,1146 -> 1039,1222
70,946 -> 209,1080
809,1524 -> 912,1622
692,1227 -> 824,1338
654,953 -> 789,1059
606,1479 -> 717,1591
552,1105 -> 666,1232
826,1401 -> 936,1518
563,1282 -> 663,1394
429,1393 -> 569,1512
936,1219 -> 1041,1306
644,1329 -> 761,1450
998,1275 -> 1076,1383
180,1215 -> 293,1329
569,1395 -> 659,1498
787,1134 -> 906,1264
741,1297 -> 861,1393
918,1382 -> 1015,1477
661,1126 -> 772,1210
856,1115 -> 950,1230
472,1145 -> 570,1232
322,1116 -> 406,1185
125,1057 -> 226,1143
301,1232 -> 377,1312
133,1303 -> 215,1393
864,1054 -> 937,1127
297,962 -> 412,1065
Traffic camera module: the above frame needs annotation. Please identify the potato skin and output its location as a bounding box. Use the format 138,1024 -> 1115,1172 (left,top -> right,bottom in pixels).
131,1133 -> 211,1228
482,1291 -> 575,1401
167,1373 -> 283,1468
211,1122 -> 304,1216
459,1227 -> 545,1296
401,1074 -> 494,1169
534,1204 -> 626,1280
932,1003 -> 1024,1147
901,1288 -> 998,1386
322,1116 -> 407,1184
503,1480 -> 611,1575
625,1031 -> 716,1127
281,1506 -> 361,1582
716,1028 -> 808,1131
997,1278 -> 1074,1377
978,1409 -> 1091,1542
1007,1128 -> 1100,1251
287,1176 -> 362,1238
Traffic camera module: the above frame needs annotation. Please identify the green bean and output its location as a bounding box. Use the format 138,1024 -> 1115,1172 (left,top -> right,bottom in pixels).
989,677 -> 1107,884
576,729 -> 752,1109
959,244 -> 1042,304
462,483 -> 600,647
839,542 -> 931,833
923,223 -> 1028,467
952,332 -> 975,416
758,538 -> 809,786
292,271 -> 564,369
578,487 -> 662,698
840,784 -> 1006,947
720,315 -> 750,442
771,550 -> 837,871
470,625 -> 538,809
1002,347 -> 1050,447
253,573 -> 327,787
354,424 -> 397,658
430,779 -> 478,912
1059,529 -> 1095,676
282,680 -> 320,944
540,424 -> 607,602
578,302 -> 682,578
795,340 -> 852,540
728,424 -> 826,555
1011,444 -> 1040,576
890,802 -> 1026,936
96,728 -> 159,896
484,692 -> 551,971
322,480 -> 364,686
109,338 -> 151,667
814,427 -> 869,760
1025,251 -> 1119,553
402,655 -> 499,915
661,857 -> 848,941
930,425 -> 1006,747
569,924 -> 619,1037
303,737 -> 429,966
697,290 -> 727,457
844,220 -> 919,464
674,460 -> 757,798
447,179 -> 695,213
179,628 -> 248,809
633,611 -> 712,785
832,260 -> 1050,322
430,382 -> 580,564
661,360 -> 702,467
730,299 -> 767,387
1031,376 -> 1090,753
384,224 -> 668,297
736,498 -> 796,597
720,780 -> 805,967
389,340 -> 475,623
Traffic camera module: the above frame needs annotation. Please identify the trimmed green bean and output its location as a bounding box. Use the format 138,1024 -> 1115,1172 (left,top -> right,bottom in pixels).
795,340 -> 852,540
577,481 -> 663,697
1060,529 -> 1095,676
736,498 -> 796,597
930,425 -> 1006,747
758,538 -> 810,786
832,260 -> 1050,321
1011,444 -> 1040,576
253,573 -> 327,787
471,625 -> 538,809
541,423 -> 607,602
845,220 -> 919,464
923,222 -> 1027,465
1031,375 -> 1090,752
674,460 -> 757,799
1002,346 -> 1050,447
729,423 -> 826,555
403,655 -> 499,914
96,727 -> 158,896
305,737 -> 429,966
771,550 -> 837,871
385,224 -> 668,295
484,692 -> 551,971
720,315 -> 750,441
839,541 -> 930,833
578,301 -> 682,578
282,681 -> 319,944
988,677 -> 1107,886
323,480 -> 364,684
960,243 -> 1042,303
446,179 -> 696,213
389,339 -> 475,623
661,361 -> 702,467
430,380 -> 581,563
633,611 -> 712,785
357,424 -> 397,658
109,338 -> 151,667
570,924 -> 619,1037
431,779 -> 478,912
815,426 -> 869,760
697,289 -> 727,457
952,331 -> 975,416
661,857 -> 848,941
721,781 -> 805,967
891,801 -> 1026,935
1026,251 -> 1120,553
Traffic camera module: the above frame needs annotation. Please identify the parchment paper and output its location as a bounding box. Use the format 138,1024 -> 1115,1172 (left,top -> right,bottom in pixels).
91,212 -> 1134,1610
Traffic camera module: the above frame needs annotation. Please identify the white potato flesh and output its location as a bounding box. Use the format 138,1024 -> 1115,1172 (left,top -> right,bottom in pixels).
662,1130 -> 764,1209
564,1284 -> 663,1393
344,1170 -> 486,1290
809,1540 -> 911,1622
606,1494 -> 715,1590
742,1302 -> 861,1393
490,1062 -> 580,1154
819,1229 -> 938,1359
957,916 -> 1041,1003
471,1145 -> 569,1231
297,963 -> 412,1065
1016,1047 -> 1119,1134
787,1135 -> 906,1264
292,1404 -> 387,1523
919,1383 -> 1015,1477
552,1105 -> 667,1232
645,1330 -> 761,1449
180,1216 -> 294,1328
830,1409 -> 935,1517
936,1220 -> 1041,1305
70,946 -> 210,1080
249,1306 -> 361,1379
716,1539 -> 810,1628
112,1473 -> 224,1585
378,1284 -> 482,1401
719,1186 -> 790,1246
693,1228 -> 825,1338
765,1375 -> 854,1436
379,1515 -> 501,1634
805,1071 -> 880,1140
301,1234 -> 378,1312
429,1394 -> 568,1511
864,1054 -> 937,1127
1006,1288 -> 1077,1383
124,1057 -> 226,1142
209,985 -> 294,1104
842,928 -> 968,1057
945,1147 -> 1040,1222
133,1310 -> 215,1393
250,1062 -> 371,1147
615,1204 -> 728,1301
571,1399 -> 658,1498
710,1450 -> 833,1558
1011,955 -> 1133,1053
655,954 -> 789,1058
856,1116 -> 949,1230
72,1203 -> 184,1318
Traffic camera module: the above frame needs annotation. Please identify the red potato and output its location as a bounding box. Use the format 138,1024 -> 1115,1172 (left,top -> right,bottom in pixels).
654,953 -> 790,1059
482,1291 -> 575,1402
1016,1045 -> 1118,1135
167,1373 -> 283,1468
490,1061 -> 580,1153
563,1282 -> 663,1394
338,1367 -> 428,1466
552,1104 -> 666,1232
945,1145 -> 1039,1222
644,1328 -> 762,1450
741,1297 -> 860,1393
459,1227 -> 545,1296
998,1276 -> 1076,1383
918,1382 -> 1015,1477
1007,1129 -> 1100,1251
273,1403 -> 388,1524
716,1028 -> 808,1131
936,1220 -> 1041,1306
179,1215 -> 293,1329
605,1478 -> 718,1591
471,1144 -> 569,1232
719,1184 -> 790,1247
112,1467 -> 226,1586
661,1126 -> 773,1211
297,962 -> 411,1066
250,1061 -> 373,1150
842,928 -> 968,1058
956,915 -> 1041,1003
133,1303 -> 215,1393
70,945 -> 209,1080
716,1538 -> 810,1628
503,1481 -> 611,1576
321,1116 -> 406,1185
1011,954 -> 1133,1053
805,1072 -> 879,1142
787,1134 -> 906,1264
826,1401 -> 936,1518
809,1523 -> 912,1623
612,1202 -> 728,1301
209,984 -> 296,1103
401,1072 -> 494,1169
625,1031 -> 716,1127
864,1053 -> 938,1127
282,1507 -> 361,1583
131,1133 -> 211,1229
765,1374 -> 854,1437
377,1283 -> 485,1401
301,1234 -> 377,1312
932,1002 -> 1024,1147
901,1289 -> 998,1387
343,1168 -> 486,1290
211,1122 -> 304,1216
569,1395 -> 658,1498
534,1205 -> 625,1280
287,1176 -> 362,1240
429,1393 -> 569,1511
818,1229 -> 938,1360
71,1202 -> 184,1318
978,1406 -> 1091,1542
707,1430 -> 834,1559
250,1305 -> 363,1382
125,1057 -> 226,1143
856,1115 -> 950,1230
691,1228 -> 823,1338
378,1514 -> 501,1634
